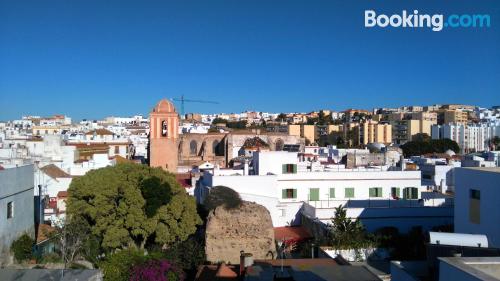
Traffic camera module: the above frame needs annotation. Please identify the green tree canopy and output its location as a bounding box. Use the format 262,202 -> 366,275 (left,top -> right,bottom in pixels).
401,138 -> 460,157
67,163 -> 201,250
203,185 -> 242,211
329,205 -> 371,250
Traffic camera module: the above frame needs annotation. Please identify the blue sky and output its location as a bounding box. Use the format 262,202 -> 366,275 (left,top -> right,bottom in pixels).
0,0 -> 499,120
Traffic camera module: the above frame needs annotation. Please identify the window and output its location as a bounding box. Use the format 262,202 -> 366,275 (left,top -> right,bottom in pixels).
212,140 -> 220,155
403,187 -> 419,199
282,164 -> 297,174
309,188 -> 319,201
329,188 -> 335,198
275,139 -> 284,151
7,201 -> 13,219
161,120 -> 168,137
114,146 -> 119,154
282,189 -> 297,199
469,189 -> 480,224
190,140 -> 198,155
369,187 -> 382,198
470,189 -> 480,200
280,209 -> 286,217
345,188 -> 355,198
391,187 -> 401,198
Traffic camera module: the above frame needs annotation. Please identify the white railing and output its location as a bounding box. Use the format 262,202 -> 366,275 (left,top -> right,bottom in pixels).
307,198 -> 454,209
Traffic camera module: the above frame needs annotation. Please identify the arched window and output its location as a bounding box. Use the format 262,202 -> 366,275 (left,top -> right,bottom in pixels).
212,140 -> 219,155
161,120 -> 168,137
275,139 -> 284,151
190,140 -> 198,155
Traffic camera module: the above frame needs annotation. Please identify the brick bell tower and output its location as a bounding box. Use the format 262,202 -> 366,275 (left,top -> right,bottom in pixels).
149,99 -> 179,173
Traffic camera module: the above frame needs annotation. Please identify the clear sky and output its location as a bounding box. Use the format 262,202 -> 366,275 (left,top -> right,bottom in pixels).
1,0 -> 499,120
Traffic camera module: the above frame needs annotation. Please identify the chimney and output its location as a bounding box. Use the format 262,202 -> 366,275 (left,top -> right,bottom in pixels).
239,251 -> 245,277
239,251 -> 254,278
243,159 -> 249,175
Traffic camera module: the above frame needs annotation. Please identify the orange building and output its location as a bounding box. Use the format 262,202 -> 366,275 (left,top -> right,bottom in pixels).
149,99 -> 179,173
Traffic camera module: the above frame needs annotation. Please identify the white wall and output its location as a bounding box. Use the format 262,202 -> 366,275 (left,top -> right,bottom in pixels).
253,151 -> 298,175
454,167 -> 500,248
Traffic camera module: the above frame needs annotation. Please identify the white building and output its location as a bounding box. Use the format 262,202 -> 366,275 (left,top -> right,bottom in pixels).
198,151 -> 436,230
432,123 -> 500,153
454,167 -> 500,248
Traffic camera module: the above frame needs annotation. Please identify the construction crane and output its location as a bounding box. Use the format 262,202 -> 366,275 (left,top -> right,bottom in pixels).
172,95 -> 219,118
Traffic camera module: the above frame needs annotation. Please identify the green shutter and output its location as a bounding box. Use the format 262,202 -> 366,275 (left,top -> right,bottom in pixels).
292,164 -> 297,174
369,188 -> 374,197
377,188 -> 382,197
392,187 -> 400,198
282,164 -> 286,174
310,188 -> 319,201
345,188 -> 354,198
282,189 -> 287,199
403,188 -> 412,199
329,188 -> 335,198
411,188 -> 418,199
292,189 -> 297,199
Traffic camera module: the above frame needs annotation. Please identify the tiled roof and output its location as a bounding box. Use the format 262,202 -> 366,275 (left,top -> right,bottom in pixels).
57,191 -> 68,198
215,263 -> 238,278
36,224 -> 55,244
85,128 -> 114,135
242,136 -> 270,149
274,226 -> 312,242
40,164 -> 71,179
176,173 -> 192,188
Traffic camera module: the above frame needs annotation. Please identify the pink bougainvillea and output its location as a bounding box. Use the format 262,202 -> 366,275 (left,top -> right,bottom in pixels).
130,259 -> 184,281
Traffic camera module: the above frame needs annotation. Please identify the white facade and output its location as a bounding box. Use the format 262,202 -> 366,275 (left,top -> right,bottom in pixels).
432,123 -> 500,153
454,167 -> 500,248
200,166 -> 425,227
252,151 -> 298,175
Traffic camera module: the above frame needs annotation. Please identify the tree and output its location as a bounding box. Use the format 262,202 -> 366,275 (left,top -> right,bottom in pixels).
276,113 -> 287,123
66,163 -> 201,251
412,133 -> 431,142
401,138 -> 460,157
329,206 -> 370,250
203,185 -> 242,211
211,118 -> 227,124
53,216 -> 93,269
492,136 -> 500,150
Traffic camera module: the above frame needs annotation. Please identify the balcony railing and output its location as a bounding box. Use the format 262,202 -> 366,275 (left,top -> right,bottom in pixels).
306,198 -> 454,209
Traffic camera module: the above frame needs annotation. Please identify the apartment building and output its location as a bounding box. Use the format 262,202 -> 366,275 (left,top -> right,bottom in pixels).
288,124 -> 317,144
431,123 -> 500,153
391,119 -> 434,145
442,109 -> 469,125
357,120 -> 392,145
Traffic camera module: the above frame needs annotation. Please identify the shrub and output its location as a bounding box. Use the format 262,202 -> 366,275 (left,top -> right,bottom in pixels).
100,248 -> 148,281
40,252 -> 62,263
130,259 -> 184,281
204,185 -> 242,211
11,233 -> 35,262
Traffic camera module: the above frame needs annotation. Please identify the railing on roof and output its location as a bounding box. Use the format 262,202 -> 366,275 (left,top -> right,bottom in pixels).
306,198 -> 454,209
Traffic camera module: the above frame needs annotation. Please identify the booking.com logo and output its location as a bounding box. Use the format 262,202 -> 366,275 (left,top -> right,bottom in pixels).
365,10 -> 491,31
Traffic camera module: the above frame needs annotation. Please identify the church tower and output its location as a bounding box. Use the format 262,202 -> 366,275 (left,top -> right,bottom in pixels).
149,99 -> 179,173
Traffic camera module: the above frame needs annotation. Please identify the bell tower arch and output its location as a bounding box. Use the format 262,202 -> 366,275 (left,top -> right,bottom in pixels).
149,99 -> 179,173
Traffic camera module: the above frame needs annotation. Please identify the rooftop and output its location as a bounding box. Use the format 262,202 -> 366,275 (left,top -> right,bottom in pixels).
40,164 -> 71,179
463,167 -> 500,173
439,257 -> 500,281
